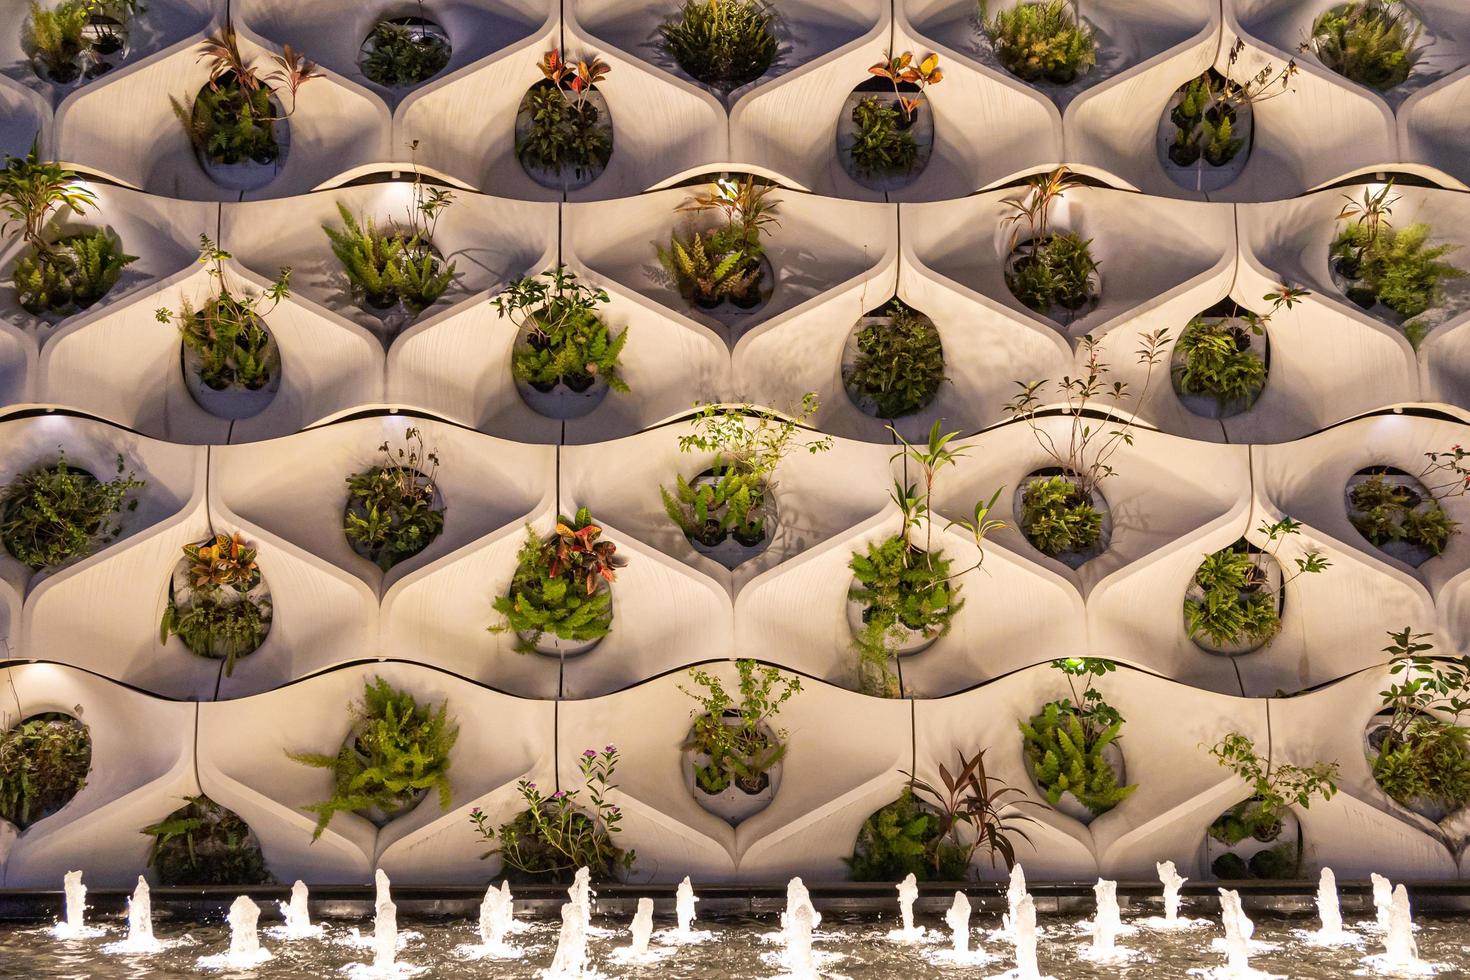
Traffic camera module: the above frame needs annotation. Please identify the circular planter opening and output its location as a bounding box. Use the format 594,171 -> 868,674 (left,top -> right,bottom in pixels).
30,12 -> 128,86
836,79 -> 935,192
180,311 -> 283,421
166,546 -> 273,666
15,229 -> 132,322
683,252 -> 776,326
0,714 -> 91,833
344,466 -> 446,570
841,302 -> 945,419
1004,235 -> 1101,325
347,724 -> 431,826
845,573 -> 942,658
1183,542 -> 1284,656
1158,73 -> 1253,194
1015,468 -> 1112,569
981,1 -> 1098,88
1328,254 -> 1417,333
1023,732 -> 1124,826
512,319 -> 611,420
148,796 -> 272,886
358,16 -> 452,89
1306,2 -> 1426,92
679,468 -> 773,570
682,712 -> 781,826
515,80 -> 613,191
1345,467 -> 1446,567
1171,314 -> 1269,420
1364,708 -> 1470,826
0,463 -> 105,570
190,75 -> 289,191
1203,799 -> 1302,880
514,578 -> 612,658
348,232 -> 450,334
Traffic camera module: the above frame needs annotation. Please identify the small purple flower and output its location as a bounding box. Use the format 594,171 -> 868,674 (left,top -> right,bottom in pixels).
583,749 -> 597,758
471,807 -> 483,817
552,790 -> 567,800
526,782 -> 537,790
604,744 -> 617,753
608,805 -> 620,813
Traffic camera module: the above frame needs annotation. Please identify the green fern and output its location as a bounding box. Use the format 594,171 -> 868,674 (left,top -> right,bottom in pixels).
1019,702 -> 1136,816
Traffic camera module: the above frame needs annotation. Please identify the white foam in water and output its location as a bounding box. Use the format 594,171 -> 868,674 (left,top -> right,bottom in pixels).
1139,860 -> 1209,931
270,880 -> 325,940
884,873 -> 926,943
1362,885 -> 1439,976
456,881 -> 523,961
199,895 -> 273,970
1300,867 -> 1358,947
987,894 -> 1056,980
611,896 -> 672,966
657,875 -> 712,946
1079,879 -> 1139,963
545,899 -> 601,980
52,870 -> 103,940
934,890 -> 994,967
1189,889 -> 1282,980
102,876 -> 164,955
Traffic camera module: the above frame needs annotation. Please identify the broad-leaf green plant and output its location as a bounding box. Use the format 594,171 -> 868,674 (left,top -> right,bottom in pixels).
0,451 -> 141,570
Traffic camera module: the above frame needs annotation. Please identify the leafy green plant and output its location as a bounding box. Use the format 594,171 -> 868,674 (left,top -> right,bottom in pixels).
660,394 -> 829,549
361,18 -> 450,88
982,0 -> 1095,84
1349,473 -> 1459,556
344,427 -> 444,571
1370,628 -> 1470,814
1201,108 -> 1242,167
1184,520 -> 1329,649
179,26 -> 319,167
517,48 -> 612,181
0,451 -> 141,570
491,507 -> 623,651
159,532 -> 271,675
1020,475 -> 1101,557
1307,0 -> 1420,91
1206,732 -> 1338,849
659,0 -> 777,91
681,660 -> 801,795
847,96 -> 919,178
156,236 -> 290,394
289,676 -> 458,839
1006,230 -> 1097,314
494,266 -> 628,394
846,786 -> 968,881
866,49 -> 943,125
902,748 -> 1037,874
471,745 -> 634,883
1020,658 -> 1136,817
845,300 -> 946,418
657,175 -> 778,309
1174,317 -> 1267,408
1168,53 -> 1296,170
24,0 -> 90,82
0,714 -> 90,828
1331,222 -> 1463,320
143,795 -> 272,885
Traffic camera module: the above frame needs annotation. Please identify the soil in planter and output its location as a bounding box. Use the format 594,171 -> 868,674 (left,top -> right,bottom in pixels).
147,796 -> 272,886
0,714 -> 91,830
359,17 -> 452,89
1170,309 -> 1270,420
1183,540 -> 1285,656
515,80 -> 613,192
841,300 -> 946,420
1015,469 -> 1111,568
836,79 -> 935,192
1004,234 -> 1100,325
1346,467 -> 1453,567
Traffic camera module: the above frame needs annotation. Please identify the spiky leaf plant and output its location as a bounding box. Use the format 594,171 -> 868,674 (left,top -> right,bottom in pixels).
659,0 -> 777,91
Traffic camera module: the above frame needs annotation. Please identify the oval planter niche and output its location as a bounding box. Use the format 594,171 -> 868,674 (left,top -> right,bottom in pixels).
681,713 -> 781,826
1015,468 -> 1112,569
836,79 -> 935,193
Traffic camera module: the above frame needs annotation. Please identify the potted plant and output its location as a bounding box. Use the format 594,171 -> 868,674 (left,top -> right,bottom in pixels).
1303,0 -> 1421,91
2,144 -> 137,318
848,423 -> 1005,697
1367,627 -> 1470,824
160,531 -> 273,675
177,26 -> 319,186
0,713 -> 91,830
981,0 -> 1095,85
1330,181 -> 1464,347
656,175 -> 779,313
1183,518 -> 1330,655
155,236 -> 290,420
1002,167 -> 1099,323
680,659 -> 801,824
1006,330 -> 1169,566
324,146 -> 457,327
494,265 -> 628,418
1019,658 -> 1136,823
289,676 -> 458,839
142,795 -> 272,885
838,50 -> 943,188
0,451 -> 142,570
659,393 -> 830,566
359,6 -> 451,89
471,744 -> 634,883
491,507 -> 623,655
1162,47 -> 1297,189
659,0 -> 777,93
1205,731 -> 1339,880
843,300 -> 947,419
1171,283 -> 1309,418
1346,447 -> 1465,565
343,426 -> 445,572
848,749 -> 1036,880
515,48 -> 612,190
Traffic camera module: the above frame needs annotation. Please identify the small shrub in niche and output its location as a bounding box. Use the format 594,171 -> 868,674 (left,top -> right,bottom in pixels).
1166,49 -> 1297,171
159,532 -> 272,675
1205,731 -> 1338,879
982,0 -> 1095,85
1306,0 -> 1420,91
289,676 -> 458,839
1019,659 -> 1136,817
361,19 -> 450,88
1002,168 -> 1098,318
517,48 -> 612,183
1173,283 -> 1308,412
143,795 -> 272,885
1018,475 -> 1100,557
0,451 -> 142,570
1369,628 -> 1470,816
0,714 -> 91,829
491,507 -> 623,651
472,745 -> 633,883
1332,223 -> 1463,322
25,0 -> 91,83
846,51 -> 943,181
846,301 -> 946,419
344,427 -> 444,571
681,659 -> 801,796
657,175 -> 778,310
494,266 -> 628,396
1183,519 -> 1329,651
1,144 -> 137,317
659,0 -> 777,91
846,786 -> 967,881
1349,473 -> 1458,557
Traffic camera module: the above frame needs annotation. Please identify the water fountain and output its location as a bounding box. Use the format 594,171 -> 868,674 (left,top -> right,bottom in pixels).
988,893 -> 1054,980
781,876 -> 821,945
886,872 -> 926,942
52,869 -> 102,939
199,895 -> 273,969
1140,860 -> 1205,930
782,899 -> 819,978
373,880 -> 398,973
1305,867 -> 1355,946
1193,889 -> 1282,980
1081,879 -> 1138,963
1371,873 -> 1393,932
273,880 -> 324,939
547,900 -> 590,979
609,896 -> 660,965
481,880 -> 516,946
945,891 -> 972,956
1362,884 -> 1435,975
999,863 -> 1028,941
677,876 -> 698,934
